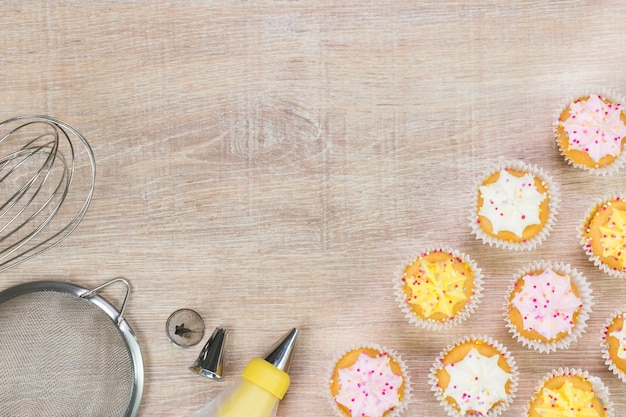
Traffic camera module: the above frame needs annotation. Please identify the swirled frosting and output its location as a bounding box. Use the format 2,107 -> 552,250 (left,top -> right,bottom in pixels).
510,268 -> 582,340
403,256 -> 469,318
478,169 -> 546,237
561,94 -> 626,162
534,380 -> 600,417
335,351 -> 403,417
443,347 -> 511,414
599,208 -> 626,268
610,313 -> 626,360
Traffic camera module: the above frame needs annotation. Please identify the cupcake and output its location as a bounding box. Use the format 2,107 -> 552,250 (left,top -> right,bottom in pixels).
526,368 -> 614,417
504,261 -> 593,353
580,194 -> 626,278
470,160 -> 559,251
328,344 -> 411,417
394,246 -> 483,330
555,92 -> 626,175
601,305 -> 626,383
429,335 -> 518,417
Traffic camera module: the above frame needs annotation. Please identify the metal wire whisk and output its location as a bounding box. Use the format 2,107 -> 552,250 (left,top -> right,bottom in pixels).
0,115 -> 96,272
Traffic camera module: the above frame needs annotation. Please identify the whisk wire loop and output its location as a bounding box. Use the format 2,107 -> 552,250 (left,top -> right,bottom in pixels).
0,115 -> 95,272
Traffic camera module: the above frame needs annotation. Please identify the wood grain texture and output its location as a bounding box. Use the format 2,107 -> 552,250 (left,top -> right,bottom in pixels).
1,1 -> 626,415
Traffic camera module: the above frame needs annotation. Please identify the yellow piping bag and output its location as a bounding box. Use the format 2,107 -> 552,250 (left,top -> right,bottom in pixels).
189,328 -> 299,417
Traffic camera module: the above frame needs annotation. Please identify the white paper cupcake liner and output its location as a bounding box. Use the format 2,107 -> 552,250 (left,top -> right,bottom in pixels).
469,159 -> 560,251
553,88 -> 626,176
601,305 -> 626,383
525,368 -> 614,417
428,335 -> 518,417
393,245 -> 484,330
579,193 -> 626,278
503,260 -> 593,353
327,343 -> 412,417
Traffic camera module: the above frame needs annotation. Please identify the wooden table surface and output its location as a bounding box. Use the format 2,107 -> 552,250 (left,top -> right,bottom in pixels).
2,1 -> 626,416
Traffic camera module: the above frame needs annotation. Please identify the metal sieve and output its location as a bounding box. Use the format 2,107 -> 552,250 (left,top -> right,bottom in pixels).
0,277 -> 143,417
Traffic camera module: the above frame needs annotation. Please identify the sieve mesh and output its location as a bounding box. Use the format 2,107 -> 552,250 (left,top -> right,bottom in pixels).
0,290 -> 135,417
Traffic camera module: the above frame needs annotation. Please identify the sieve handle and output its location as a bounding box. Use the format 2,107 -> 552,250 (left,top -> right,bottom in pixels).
80,277 -> 131,325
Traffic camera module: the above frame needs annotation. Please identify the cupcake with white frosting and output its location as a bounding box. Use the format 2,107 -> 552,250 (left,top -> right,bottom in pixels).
470,160 -> 559,251
429,335 -> 518,417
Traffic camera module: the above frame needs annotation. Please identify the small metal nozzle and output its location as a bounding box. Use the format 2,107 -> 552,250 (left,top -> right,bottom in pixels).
263,328 -> 299,373
190,327 -> 228,380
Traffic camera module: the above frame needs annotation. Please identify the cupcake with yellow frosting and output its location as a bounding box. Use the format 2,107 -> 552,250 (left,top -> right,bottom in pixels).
394,245 -> 483,330
555,91 -> 626,175
580,194 -> 626,278
328,344 -> 411,417
601,305 -> 626,383
470,160 -> 559,251
429,335 -> 518,417
504,261 -> 593,353
526,368 -> 614,417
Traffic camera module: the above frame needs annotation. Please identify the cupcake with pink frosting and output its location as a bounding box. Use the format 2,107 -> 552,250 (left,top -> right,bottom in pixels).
555,90 -> 626,175
328,344 -> 411,417
504,261 -> 593,353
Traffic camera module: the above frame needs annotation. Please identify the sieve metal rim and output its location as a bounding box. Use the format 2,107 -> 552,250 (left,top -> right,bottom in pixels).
0,277 -> 144,417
